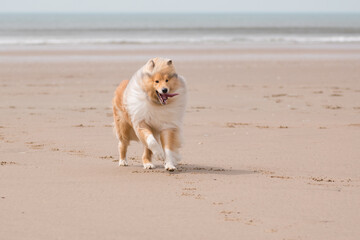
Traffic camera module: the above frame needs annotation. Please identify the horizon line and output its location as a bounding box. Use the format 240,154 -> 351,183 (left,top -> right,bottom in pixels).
0,11 -> 359,14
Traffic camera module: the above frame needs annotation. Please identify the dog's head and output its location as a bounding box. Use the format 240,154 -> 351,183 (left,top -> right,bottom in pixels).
142,57 -> 181,105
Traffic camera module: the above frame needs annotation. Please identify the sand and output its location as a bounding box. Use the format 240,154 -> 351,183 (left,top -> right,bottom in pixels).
1,44 -> 360,239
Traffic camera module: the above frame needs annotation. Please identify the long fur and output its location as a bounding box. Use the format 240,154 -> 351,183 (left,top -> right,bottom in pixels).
112,57 -> 187,170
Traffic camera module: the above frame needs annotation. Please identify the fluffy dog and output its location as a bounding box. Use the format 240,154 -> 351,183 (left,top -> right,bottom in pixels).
112,57 -> 187,171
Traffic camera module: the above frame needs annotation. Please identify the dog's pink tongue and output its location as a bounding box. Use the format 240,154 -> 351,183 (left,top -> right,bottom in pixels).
164,93 -> 179,98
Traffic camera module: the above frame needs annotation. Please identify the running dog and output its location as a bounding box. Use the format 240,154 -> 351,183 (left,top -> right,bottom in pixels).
112,57 -> 187,171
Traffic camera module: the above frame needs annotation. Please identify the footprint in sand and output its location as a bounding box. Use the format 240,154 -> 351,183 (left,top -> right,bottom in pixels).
99,155 -> 114,160
256,125 -> 270,129
25,142 -> 45,150
311,177 -> 335,182
225,122 -> 250,128
323,105 -> 342,110
270,175 -> 292,179
271,93 -> 287,98
66,149 -> 86,156
180,187 -> 204,199
1,161 -> 16,166
220,210 -> 259,225
73,124 -> 95,128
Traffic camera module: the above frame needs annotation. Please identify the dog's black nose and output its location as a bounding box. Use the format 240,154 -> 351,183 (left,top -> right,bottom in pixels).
162,88 -> 168,93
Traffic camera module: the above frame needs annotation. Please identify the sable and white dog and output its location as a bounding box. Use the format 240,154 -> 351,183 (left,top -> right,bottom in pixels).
112,57 -> 187,171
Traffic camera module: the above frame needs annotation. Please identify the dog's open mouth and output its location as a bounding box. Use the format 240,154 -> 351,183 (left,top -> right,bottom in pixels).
156,91 -> 179,105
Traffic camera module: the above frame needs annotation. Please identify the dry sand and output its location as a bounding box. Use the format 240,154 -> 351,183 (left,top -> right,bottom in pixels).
1,44 -> 360,239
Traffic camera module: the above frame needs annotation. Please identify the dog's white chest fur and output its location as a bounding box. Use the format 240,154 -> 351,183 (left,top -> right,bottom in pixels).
124,69 -> 186,131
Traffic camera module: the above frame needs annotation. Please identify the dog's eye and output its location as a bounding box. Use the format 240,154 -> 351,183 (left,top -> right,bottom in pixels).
166,79 -> 169,82
155,80 -> 159,83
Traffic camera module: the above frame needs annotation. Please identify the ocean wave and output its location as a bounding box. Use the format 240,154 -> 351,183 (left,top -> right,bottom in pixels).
233,36 -> 360,43
1,36 -> 360,45
3,26 -> 360,34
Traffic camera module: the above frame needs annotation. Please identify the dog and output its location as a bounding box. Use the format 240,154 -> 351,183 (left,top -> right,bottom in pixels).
112,57 -> 187,171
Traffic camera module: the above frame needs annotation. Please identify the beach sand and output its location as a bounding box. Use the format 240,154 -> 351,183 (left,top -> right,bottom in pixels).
1,44 -> 360,239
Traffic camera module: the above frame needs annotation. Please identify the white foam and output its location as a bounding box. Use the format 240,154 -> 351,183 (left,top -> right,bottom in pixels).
1,35 -> 360,46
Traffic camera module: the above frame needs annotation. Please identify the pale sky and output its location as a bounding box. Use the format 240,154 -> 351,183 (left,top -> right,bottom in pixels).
1,0 -> 359,13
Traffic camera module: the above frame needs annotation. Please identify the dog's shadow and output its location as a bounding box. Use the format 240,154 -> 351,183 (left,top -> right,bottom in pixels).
122,161 -> 254,176
170,163 -> 254,176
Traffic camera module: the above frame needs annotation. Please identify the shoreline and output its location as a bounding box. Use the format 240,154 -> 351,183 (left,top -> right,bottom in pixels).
2,42 -> 360,49
1,43 -> 360,63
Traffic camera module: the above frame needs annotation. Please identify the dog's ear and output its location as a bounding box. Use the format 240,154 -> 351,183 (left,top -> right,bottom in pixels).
146,59 -> 155,72
167,59 -> 172,65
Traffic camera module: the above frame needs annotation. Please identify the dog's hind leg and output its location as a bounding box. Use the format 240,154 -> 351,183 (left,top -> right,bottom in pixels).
113,107 -> 130,166
112,79 -> 131,166
118,140 -> 129,166
114,122 -> 130,166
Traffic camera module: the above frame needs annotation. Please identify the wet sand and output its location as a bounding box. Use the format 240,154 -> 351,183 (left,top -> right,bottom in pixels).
1,44 -> 360,239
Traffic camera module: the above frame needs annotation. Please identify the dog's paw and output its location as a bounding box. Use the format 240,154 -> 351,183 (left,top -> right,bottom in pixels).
119,159 -> 128,166
143,162 -> 156,169
164,161 -> 176,171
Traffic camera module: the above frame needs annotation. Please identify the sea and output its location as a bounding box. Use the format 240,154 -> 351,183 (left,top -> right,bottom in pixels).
0,13 -> 360,46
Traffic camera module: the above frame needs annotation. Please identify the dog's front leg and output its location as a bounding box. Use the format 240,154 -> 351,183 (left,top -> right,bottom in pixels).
160,128 -> 181,171
136,121 -> 165,169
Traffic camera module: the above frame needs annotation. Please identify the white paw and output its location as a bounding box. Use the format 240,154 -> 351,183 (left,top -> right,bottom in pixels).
143,162 -> 156,169
164,161 -> 176,171
119,159 -> 128,166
